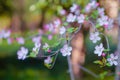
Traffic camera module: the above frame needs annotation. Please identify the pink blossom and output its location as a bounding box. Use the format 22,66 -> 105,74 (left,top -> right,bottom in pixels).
16,37 -> 25,44
53,19 -> 61,28
7,38 -> 13,44
59,9 -> 66,15
32,36 -> 41,43
48,35 -> 53,40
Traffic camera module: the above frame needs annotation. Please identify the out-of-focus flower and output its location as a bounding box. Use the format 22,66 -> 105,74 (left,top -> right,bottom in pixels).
97,15 -> 108,26
53,19 -> 61,27
59,9 -> 66,15
90,32 -> 101,43
49,23 -> 54,32
94,43 -> 104,56
77,14 -> 85,23
44,57 -> 52,64
17,47 -> 28,60
90,1 -> 98,9
60,44 -> 72,56
43,43 -> 50,51
43,24 -> 49,31
70,4 -> 78,13
97,7 -> 105,16
85,4 -> 91,13
0,30 -> 11,39
59,26 -> 66,35
32,36 -> 41,43
48,35 -> 53,40
66,13 -> 76,23
106,18 -> 114,30
85,1 -> 98,13
16,37 -> 25,44
7,38 -> 13,44
107,54 -> 118,66
32,42 -> 41,52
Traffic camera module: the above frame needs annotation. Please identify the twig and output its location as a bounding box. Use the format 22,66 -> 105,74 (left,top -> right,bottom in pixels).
67,55 -> 75,80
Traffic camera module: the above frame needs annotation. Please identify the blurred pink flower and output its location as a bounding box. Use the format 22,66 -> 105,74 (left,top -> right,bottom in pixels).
48,35 -> 53,40
32,36 -> 41,43
16,37 -> 25,44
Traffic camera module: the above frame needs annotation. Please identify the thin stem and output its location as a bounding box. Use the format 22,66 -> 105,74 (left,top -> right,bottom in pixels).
100,33 -> 110,52
67,56 -> 75,80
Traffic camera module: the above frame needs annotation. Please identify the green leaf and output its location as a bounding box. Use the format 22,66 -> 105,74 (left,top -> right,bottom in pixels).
67,28 -> 75,33
94,60 -> 103,65
29,52 -> 37,58
99,71 -> 108,80
106,63 -> 111,67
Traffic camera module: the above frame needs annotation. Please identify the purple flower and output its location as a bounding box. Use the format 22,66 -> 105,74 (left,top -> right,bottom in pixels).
44,57 -> 52,64
59,9 -> 66,15
59,26 -> 66,35
97,7 -> 105,16
85,4 -> 91,13
32,36 -> 41,43
94,43 -> 104,56
53,19 -> 61,27
97,15 -> 108,26
48,35 -> 53,40
89,1 -> 98,9
17,47 -> 28,60
16,37 -> 25,44
77,14 -> 85,23
70,4 -> 79,13
0,30 -> 11,39
60,44 -> 72,56
107,54 -> 118,66
7,38 -> 13,44
66,13 -> 76,23
90,32 -> 101,43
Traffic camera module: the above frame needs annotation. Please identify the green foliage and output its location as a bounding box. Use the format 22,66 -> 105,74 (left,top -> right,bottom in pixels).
99,71 -> 108,80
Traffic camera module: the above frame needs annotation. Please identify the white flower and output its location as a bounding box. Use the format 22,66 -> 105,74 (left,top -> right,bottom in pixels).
97,7 -> 105,16
32,42 -> 41,52
97,15 -> 108,26
70,4 -> 78,13
59,9 -> 66,15
60,44 -> 72,56
66,13 -> 76,23
85,4 -> 91,13
107,18 -> 114,30
90,32 -> 101,43
107,54 -> 118,66
59,26 -> 66,35
94,43 -> 104,56
77,14 -> 85,23
90,1 -> 98,9
53,19 -> 61,27
43,43 -> 50,51
48,23 -> 54,32
44,57 -> 52,64
17,47 -> 28,60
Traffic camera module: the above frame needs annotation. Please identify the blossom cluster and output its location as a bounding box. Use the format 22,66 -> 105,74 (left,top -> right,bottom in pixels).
0,1 -> 117,68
